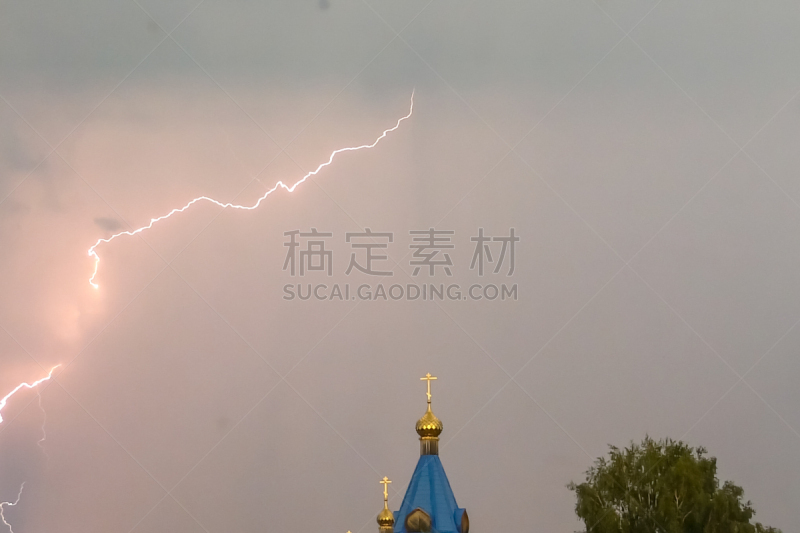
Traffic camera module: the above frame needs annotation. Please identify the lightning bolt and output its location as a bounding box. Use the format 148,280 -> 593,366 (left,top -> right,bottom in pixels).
0,366 -> 60,532
0,483 -> 24,533
0,366 -> 60,425
88,92 -> 415,288
35,391 -> 48,453
0,93 -> 413,530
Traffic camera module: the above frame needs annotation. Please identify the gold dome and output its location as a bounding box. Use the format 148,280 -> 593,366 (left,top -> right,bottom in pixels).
378,476 -> 394,530
416,404 -> 443,438
377,507 -> 395,527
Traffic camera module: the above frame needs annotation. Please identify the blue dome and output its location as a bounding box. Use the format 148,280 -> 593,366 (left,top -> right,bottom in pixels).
393,455 -> 467,533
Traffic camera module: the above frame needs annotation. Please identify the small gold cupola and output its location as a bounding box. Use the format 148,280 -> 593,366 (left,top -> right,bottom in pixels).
377,477 -> 395,533
416,373 -> 443,455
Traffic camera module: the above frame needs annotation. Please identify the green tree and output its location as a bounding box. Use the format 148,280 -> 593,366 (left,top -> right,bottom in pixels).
568,437 -> 781,533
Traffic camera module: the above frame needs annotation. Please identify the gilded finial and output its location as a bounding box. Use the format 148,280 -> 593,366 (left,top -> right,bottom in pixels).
377,477 -> 395,530
420,373 -> 437,405
416,373 -> 443,455
380,476 -> 391,508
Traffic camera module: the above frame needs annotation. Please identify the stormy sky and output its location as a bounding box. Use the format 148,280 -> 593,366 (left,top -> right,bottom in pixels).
1,0 -> 800,531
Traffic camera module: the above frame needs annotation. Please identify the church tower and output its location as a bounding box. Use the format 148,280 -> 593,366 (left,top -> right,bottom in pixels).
376,373 -> 469,533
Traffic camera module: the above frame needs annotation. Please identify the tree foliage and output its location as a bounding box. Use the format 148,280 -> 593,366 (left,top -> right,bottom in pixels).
568,437 -> 780,533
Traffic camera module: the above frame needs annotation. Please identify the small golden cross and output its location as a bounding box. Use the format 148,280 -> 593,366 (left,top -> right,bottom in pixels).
420,373 -> 437,404
380,476 -> 392,504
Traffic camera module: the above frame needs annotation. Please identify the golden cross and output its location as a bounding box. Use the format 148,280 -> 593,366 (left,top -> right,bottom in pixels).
420,373 -> 437,404
380,476 -> 392,504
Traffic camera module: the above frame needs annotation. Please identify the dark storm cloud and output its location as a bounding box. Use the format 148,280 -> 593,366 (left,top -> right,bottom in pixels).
0,0 -> 796,95
0,134 -> 39,175
0,109 -> 45,195
92,217 -> 124,232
